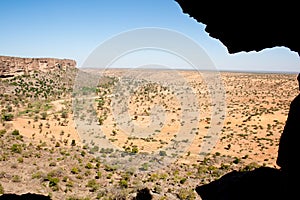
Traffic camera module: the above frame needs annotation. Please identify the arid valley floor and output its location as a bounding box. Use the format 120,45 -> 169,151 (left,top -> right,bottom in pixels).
0,67 -> 297,199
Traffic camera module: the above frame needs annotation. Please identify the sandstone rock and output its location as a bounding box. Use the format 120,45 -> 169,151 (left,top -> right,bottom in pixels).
0,55 -> 77,78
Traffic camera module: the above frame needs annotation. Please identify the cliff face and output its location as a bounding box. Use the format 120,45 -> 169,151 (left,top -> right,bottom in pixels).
0,56 -> 77,78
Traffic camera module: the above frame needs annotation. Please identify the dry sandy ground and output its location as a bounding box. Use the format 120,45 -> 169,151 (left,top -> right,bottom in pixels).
2,99 -> 80,147
2,69 -> 297,169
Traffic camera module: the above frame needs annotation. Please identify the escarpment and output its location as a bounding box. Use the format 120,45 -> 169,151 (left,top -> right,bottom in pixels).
0,56 -> 77,78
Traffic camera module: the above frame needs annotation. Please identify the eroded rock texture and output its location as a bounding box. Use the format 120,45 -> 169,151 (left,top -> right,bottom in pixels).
0,56 -> 76,78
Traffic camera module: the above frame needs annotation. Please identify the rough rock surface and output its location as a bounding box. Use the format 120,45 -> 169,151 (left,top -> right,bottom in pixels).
0,56 -> 76,78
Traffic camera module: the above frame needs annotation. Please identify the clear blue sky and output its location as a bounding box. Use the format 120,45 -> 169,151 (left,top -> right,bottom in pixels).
0,0 -> 299,72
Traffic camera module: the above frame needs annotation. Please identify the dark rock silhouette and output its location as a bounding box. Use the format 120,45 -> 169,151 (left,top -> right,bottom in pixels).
277,73 -> 300,172
0,193 -> 51,200
175,0 -> 300,56
134,188 -> 153,200
196,167 -> 286,200
275,73 -> 300,196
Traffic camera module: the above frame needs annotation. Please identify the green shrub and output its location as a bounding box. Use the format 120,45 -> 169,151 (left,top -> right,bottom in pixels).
180,177 -> 187,184
95,171 -> 102,179
11,144 -> 22,153
86,179 -> 99,192
159,150 -> 167,156
17,157 -> 24,163
12,129 -> 20,136
119,179 -> 128,188
131,146 -> 139,153
2,113 -> 13,121
0,129 -> 6,137
233,157 -> 240,164
177,188 -> 196,200
40,112 -> 47,120
61,110 -> 68,118
49,177 -> 59,188
85,162 -> 93,169
71,167 -> 80,174
12,175 -> 21,182
0,183 -> 4,194
32,171 -> 43,179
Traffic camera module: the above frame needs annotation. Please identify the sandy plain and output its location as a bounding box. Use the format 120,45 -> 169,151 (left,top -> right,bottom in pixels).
0,69 -> 297,199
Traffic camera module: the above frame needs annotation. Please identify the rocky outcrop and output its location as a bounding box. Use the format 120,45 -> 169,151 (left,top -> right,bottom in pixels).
195,167 -> 287,200
0,55 -> 77,78
134,188 -> 153,200
175,0 -> 300,56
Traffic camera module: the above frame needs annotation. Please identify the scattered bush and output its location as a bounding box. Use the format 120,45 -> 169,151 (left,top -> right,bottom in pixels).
0,183 -> 4,194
